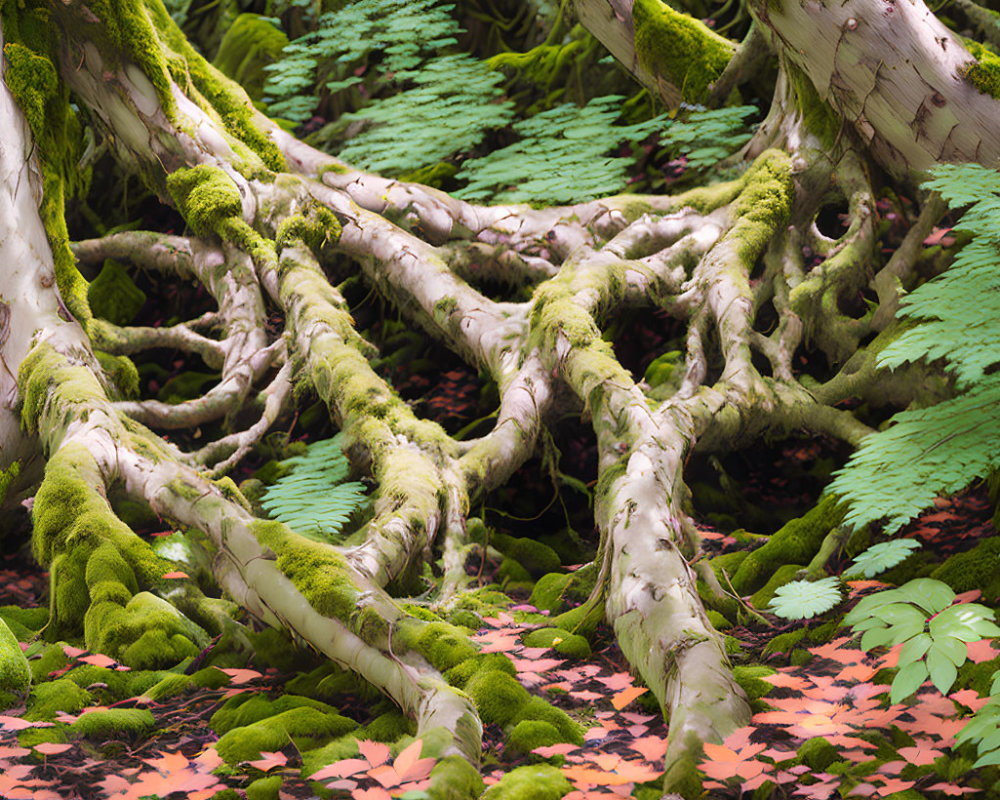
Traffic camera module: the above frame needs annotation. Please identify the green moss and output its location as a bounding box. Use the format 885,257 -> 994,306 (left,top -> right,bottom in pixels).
797,737 -> 841,770
522,627 -> 591,659
731,494 -> 845,594
786,62 -> 840,147
95,352 -> 140,400
247,627 -> 314,673
426,754 -> 485,800
749,563 -> 806,611
964,40 -> 1000,99
507,720 -> 562,756
732,665 -> 776,713
70,708 -> 155,739
25,678 -> 91,721
493,535 -> 562,578
213,14 -> 289,101
512,697 -> 583,745
215,707 -> 358,763
481,764 -> 571,800
18,344 -> 105,437
144,673 -> 194,701
465,670 -> 531,726
407,621 -> 479,672
498,557 -> 532,586
0,606 -> 48,639
211,692 -> 341,734
84,591 -> 207,669
731,149 -> 794,262
2,41 -> 58,139
275,207 -> 342,254
931,536 -> 1000,601
632,0 -> 733,105
62,664 -> 131,699
251,521 -> 359,620
87,260 -> 146,326
191,666 -> 232,689
28,642 -> 68,683
18,724 -> 68,749
443,653 -> 517,689
706,610 -> 732,630
550,599 -> 603,638
363,710 -> 416,741
144,0 -> 286,171
0,618 -> 31,696
246,775 -> 282,800
166,166 -> 243,238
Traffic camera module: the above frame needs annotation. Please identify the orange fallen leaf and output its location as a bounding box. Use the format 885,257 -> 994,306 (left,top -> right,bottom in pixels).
33,742 -> 72,755
161,571 -> 189,579
357,739 -> 391,768
611,686 -> 648,710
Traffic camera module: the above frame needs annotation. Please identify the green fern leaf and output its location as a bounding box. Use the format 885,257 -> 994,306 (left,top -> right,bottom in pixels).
767,576 -> 842,620
842,539 -> 921,579
259,433 -> 369,543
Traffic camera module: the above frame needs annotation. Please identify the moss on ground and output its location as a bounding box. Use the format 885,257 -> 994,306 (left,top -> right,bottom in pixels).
481,764 -> 572,799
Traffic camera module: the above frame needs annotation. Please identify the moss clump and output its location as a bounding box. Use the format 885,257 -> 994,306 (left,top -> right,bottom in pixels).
215,707 -> 358,763
211,693 -> 341,735
522,627 -> 591,659
275,207 -> 342,254
443,653 -> 517,689
732,665 -> 776,713
632,0 -> 733,106
94,351 -> 140,399
191,666 -> 232,689
1,41 -> 58,141
498,557 -> 532,587
731,494 -> 845,595
166,165 -> 243,238
246,775 -> 282,800
0,618 -> 31,700
70,708 -> 155,739
410,622 -> 479,672
932,536 -> 1000,601
29,642 -> 68,683
424,754 -> 485,800
24,678 -> 91,721
512,697 -> 583,745
212,14 -> 289,101
251,521 -> 359,620
144,673 -> 194,701
798,736 -> 840,770
529,563 -> 597,613
481,764 -> 572,800
506,720 -> 562,756
363,710 -> 416,741
84,591 -> 207,669
87,260 -> 146,325
964,40 -> 1000,99
492,534 -> 562,578
465,670 -> 532,726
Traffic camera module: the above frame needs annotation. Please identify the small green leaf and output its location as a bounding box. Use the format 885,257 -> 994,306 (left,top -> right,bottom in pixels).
897,633 -> 932,665
926,645 -> 959,694
860,626 -> 897,651
897,578 -> 955,616
891,659 -> 929,704
843,539 -> 921,578
767,577 -> 842,620
929,634 -> 968,667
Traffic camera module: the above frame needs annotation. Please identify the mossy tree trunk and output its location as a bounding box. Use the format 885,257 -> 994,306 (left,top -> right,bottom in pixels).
1,0 -> 998,796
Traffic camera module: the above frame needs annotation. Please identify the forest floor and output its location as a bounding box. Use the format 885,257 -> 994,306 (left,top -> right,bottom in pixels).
1,483 -> 996,799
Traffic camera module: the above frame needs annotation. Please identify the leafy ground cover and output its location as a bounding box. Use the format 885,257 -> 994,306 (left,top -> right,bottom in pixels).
2,482 -> 998,799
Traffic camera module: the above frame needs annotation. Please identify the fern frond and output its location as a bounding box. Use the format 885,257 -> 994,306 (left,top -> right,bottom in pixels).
830,163 -> 1000,534
259,434 -> 369,543
455,95 -> 668,204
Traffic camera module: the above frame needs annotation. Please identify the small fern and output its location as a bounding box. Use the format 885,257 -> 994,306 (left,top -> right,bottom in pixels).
829,163 -> 1000,533
767,576 -> 842,620
842,539 -> 921,579
259,434 -> 368,543
455,95 -> 669,204
658,104 -> 758,171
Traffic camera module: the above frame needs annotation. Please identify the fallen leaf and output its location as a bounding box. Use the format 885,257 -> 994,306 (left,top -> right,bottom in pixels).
248,751 -> 288,772
611,686 -> 648,710
161,571 -> 189,579
357,740 -> 391,769
33,742 -> 72,755
79,653 -> 117,668
218,668 -> 262,685
309,758 -> 370,780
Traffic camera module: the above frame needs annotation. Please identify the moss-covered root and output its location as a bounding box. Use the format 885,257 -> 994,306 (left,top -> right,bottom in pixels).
728,494 -> 846,595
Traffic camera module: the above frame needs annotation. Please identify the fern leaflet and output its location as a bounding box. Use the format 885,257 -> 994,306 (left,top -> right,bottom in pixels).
259,434 -> 368,543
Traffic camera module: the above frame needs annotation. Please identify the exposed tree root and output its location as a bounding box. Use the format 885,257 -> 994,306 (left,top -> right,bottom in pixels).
3,0 -> 992,796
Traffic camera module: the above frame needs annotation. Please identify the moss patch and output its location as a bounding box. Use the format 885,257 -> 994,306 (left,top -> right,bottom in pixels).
215,706 -> 358,763
507,719 -> 563,756
70,708 -> 155,739
522,627 -> 591,659
0,618 -> 31,697
87,260 -> 146,326
213,14 -> 289,101
481,764 -> 572,799
166,165 -> 243,238
932,536 -> 1000,601
632,0 -> 733,106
